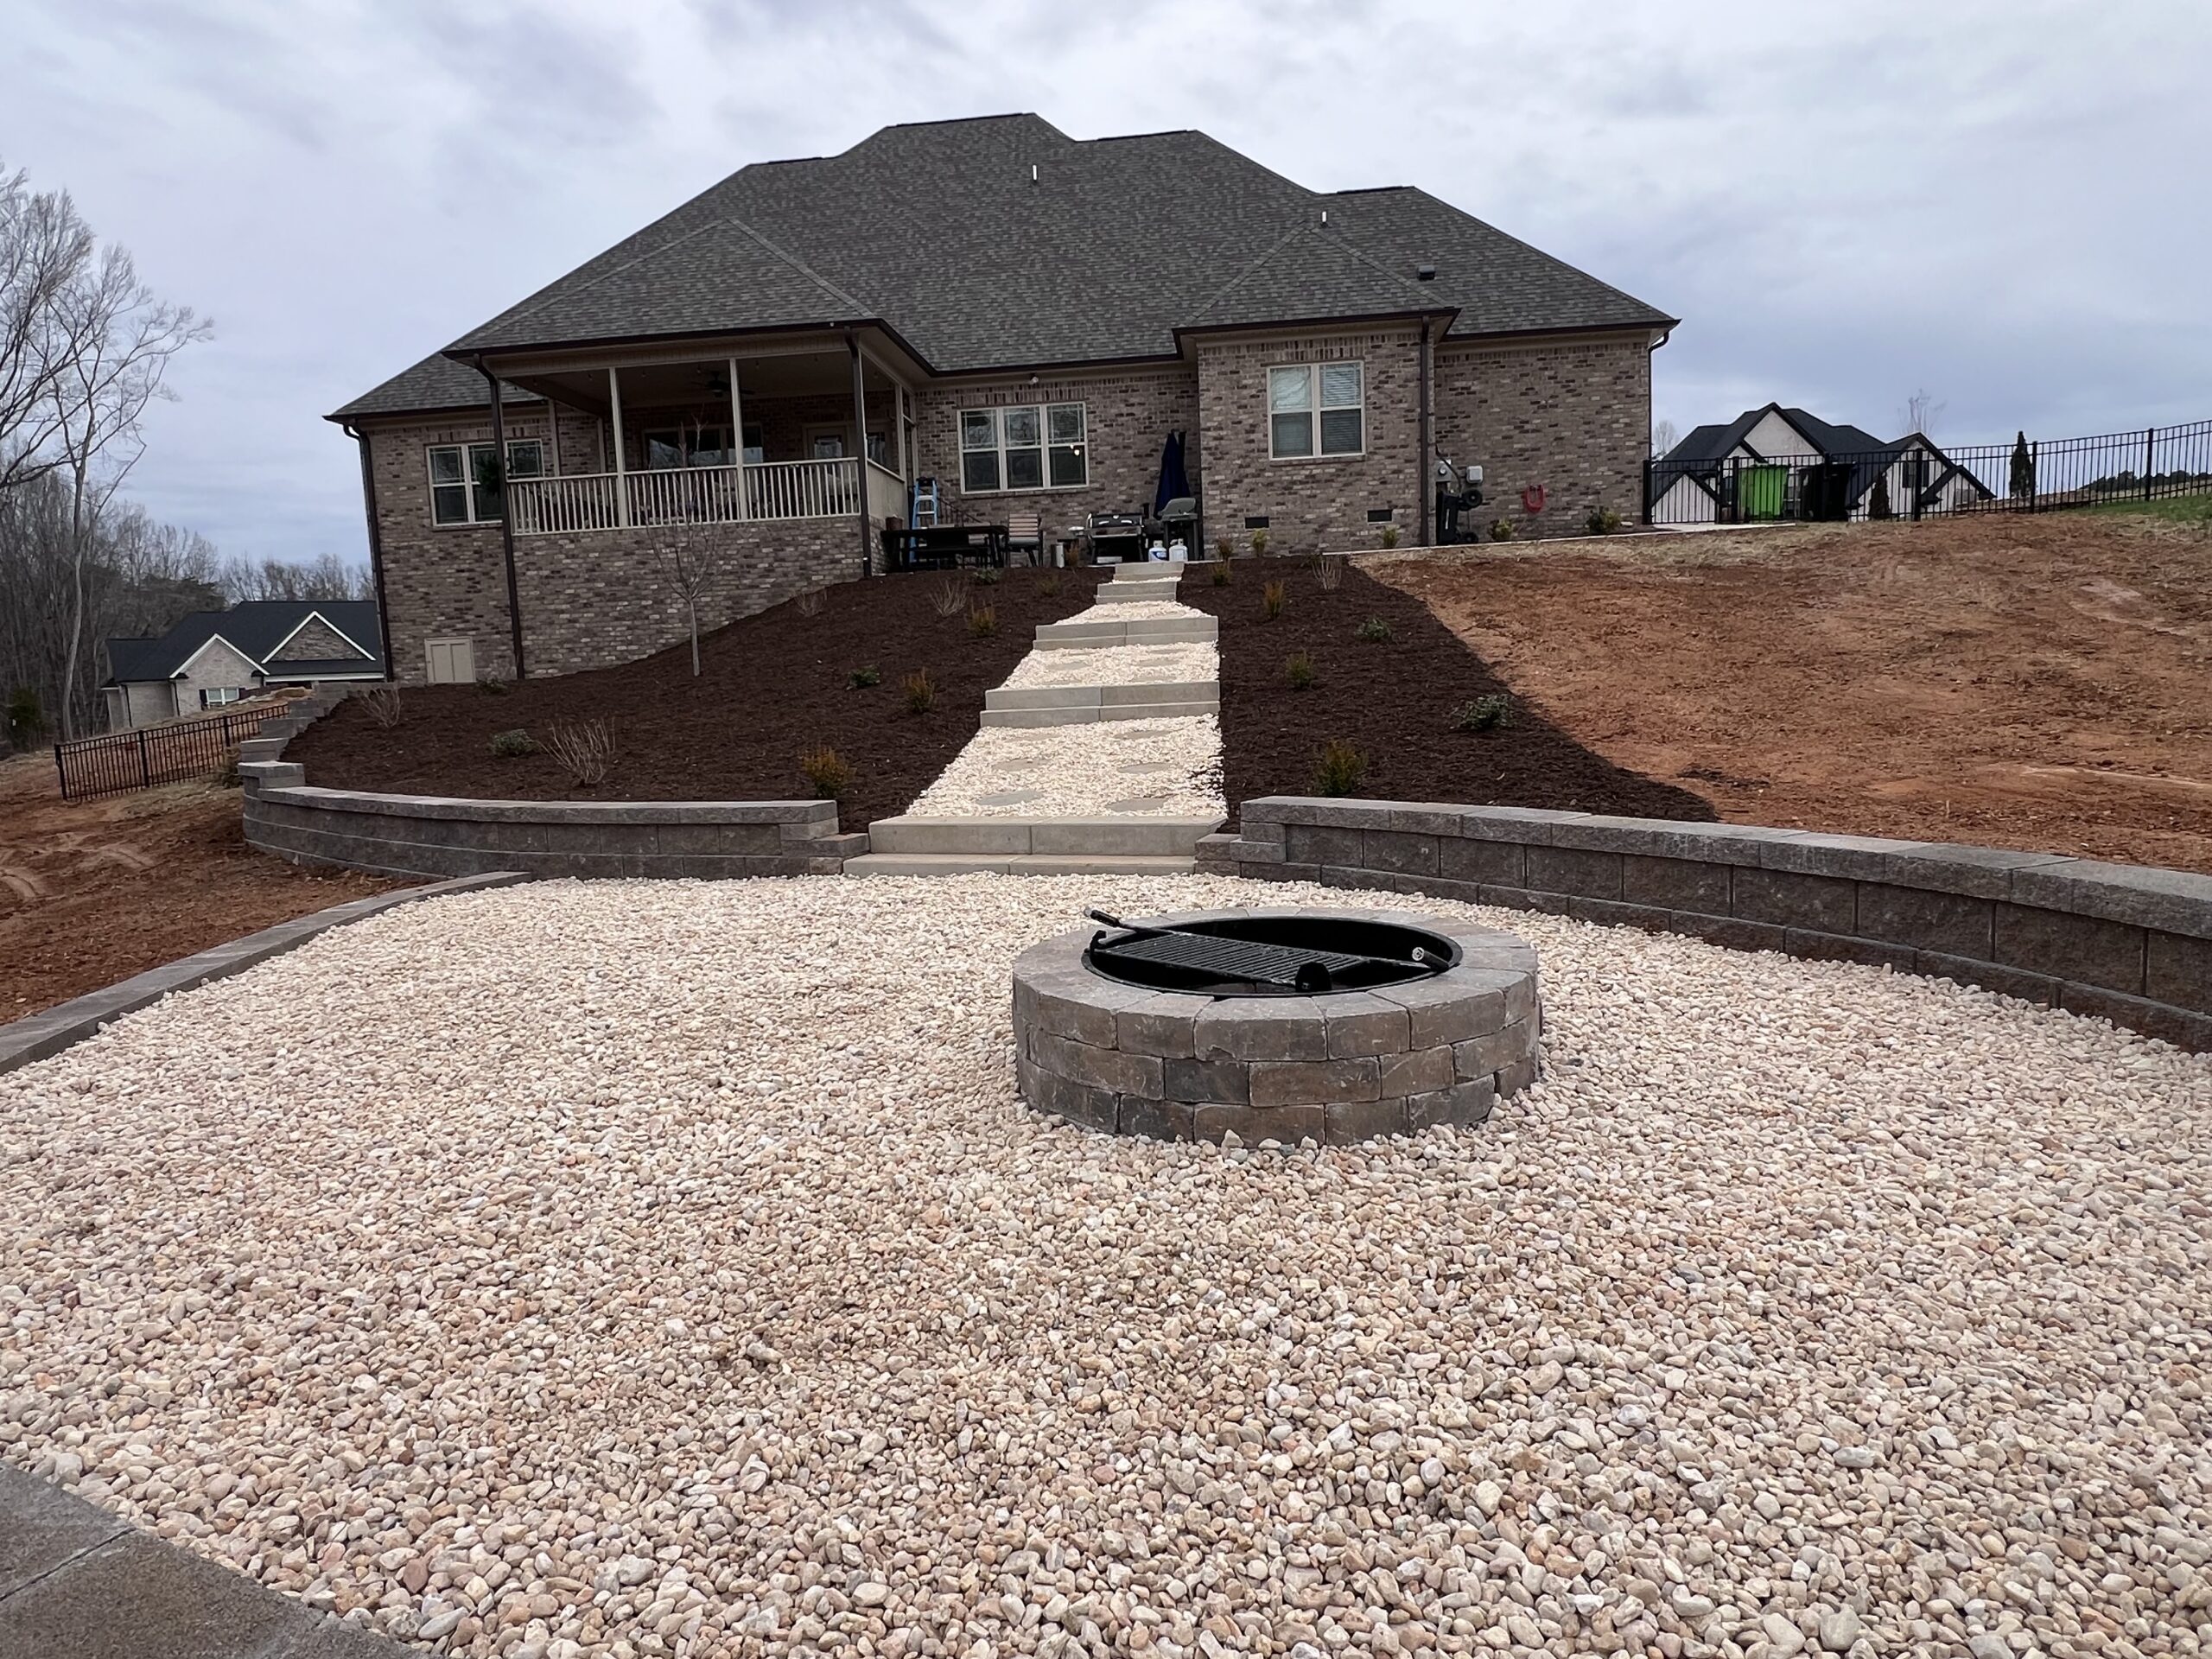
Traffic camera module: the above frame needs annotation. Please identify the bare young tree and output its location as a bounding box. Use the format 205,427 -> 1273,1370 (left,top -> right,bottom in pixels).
1651,418 -> 1680,459
654,523 -> 719,677
47,243 -> 209,736
1899,389 -> 1944,438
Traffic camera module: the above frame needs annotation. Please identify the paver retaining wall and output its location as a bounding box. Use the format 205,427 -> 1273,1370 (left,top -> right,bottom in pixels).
237,686 -> 866,880
1198,798 -> 2212,1053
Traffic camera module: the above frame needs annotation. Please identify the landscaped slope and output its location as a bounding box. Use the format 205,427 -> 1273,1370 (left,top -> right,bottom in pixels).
287,568 -> 1097,829
1181,560 -> 1714,824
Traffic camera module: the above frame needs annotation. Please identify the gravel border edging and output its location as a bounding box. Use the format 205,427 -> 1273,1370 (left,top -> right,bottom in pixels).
1198,797 -> 2212,1052
0,871 -> 526,1075
234,684 -> 868,880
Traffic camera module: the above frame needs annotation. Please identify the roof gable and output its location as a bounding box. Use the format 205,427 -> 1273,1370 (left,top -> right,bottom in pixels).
103,601 -> 385,685
1180,224 -> 1447,332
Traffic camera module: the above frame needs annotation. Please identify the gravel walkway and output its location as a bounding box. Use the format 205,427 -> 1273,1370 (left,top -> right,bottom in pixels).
1002,644 -> 1217,690
906,717 -> 1225,818
3,874 -> 2209,1659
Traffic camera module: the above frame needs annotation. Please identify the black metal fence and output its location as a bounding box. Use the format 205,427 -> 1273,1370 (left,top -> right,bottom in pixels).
1645,418 -> 2212,527
54,708 -> 273,801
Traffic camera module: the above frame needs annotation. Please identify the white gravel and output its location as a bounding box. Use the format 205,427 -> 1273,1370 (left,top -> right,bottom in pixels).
1001,643 -> 1217,690
4,875 -> 2210,1659
906,717 -> 1225,818
1069,599 -> 1202,622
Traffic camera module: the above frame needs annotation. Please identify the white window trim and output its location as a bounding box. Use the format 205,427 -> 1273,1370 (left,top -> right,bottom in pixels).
427,438 -> 545,527
265,608 -> 374,664
956,402 -> 1090,494
1266,361 -> 1366,461
168,632 -> 264,682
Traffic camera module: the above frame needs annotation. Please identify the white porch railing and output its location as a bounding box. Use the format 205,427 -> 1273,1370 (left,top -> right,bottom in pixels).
507,458 -> 868,536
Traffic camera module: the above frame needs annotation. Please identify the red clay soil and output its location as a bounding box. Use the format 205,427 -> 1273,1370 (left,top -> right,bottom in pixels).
0,754 -> 403,1020
289,567 -> 1100,830
1374,511 -> 2212,873
1180,561 -> 1715,824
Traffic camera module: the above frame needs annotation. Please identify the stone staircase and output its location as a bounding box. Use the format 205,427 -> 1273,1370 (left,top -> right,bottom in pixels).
845,560 -> 1224,877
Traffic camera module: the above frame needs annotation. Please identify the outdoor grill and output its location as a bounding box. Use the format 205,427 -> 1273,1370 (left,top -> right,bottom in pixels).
1013,907 -> 1542,1144
1082,909 -> 1459,997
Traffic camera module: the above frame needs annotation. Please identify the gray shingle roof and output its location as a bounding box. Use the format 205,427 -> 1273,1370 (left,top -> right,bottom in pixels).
105,601 -> 385,684
343,116 -> 1674,416
332,354 -> 538,423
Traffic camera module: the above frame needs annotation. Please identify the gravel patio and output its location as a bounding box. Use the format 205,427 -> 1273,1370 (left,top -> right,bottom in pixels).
2,874 -> 2209,1659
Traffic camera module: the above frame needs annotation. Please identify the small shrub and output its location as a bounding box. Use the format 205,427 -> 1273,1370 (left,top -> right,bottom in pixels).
848,664 -> 881,689
1250,528 -> 1269,557
1317,555 -> 1345,592
1380,524 -> 1400,550
902,670 -> 936,715
1215,535 -> 1236,562
971,566 -> 1001,587
795,587 -> 826,617
3,685 -> 43,749
218,751 -> 242,789
798,744 -> 853,801
931,572 -> 968,617
1453,693 -> 1513,732
1313,738 -> 1367,798
489,728 -> 537,758
1488,517 -> 1517,542
1585,504 -> 1622,536
967,604 -> 998,637
474,676 -> 509,696
1209,561 -> 1231,588
1040,572 -> 1062,597
362,684 -> 403,728
543,717 -> 613,788
1286,651 -> 1317,690
1356,615 -> 1393,643
1262,579 -> 1287,620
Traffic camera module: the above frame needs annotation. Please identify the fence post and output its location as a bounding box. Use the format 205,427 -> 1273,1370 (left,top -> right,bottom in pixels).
2145,427 -> 2156,502
1641,457 -> 1653,526
53,745 -> 67,801
2029,441 -> 2039,513
137,728 -> 151,789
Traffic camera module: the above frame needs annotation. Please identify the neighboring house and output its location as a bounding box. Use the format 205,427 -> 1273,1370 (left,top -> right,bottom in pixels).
329,113 -> 1675,684
1649,404 -> 1995,524
101,601 -> 385,730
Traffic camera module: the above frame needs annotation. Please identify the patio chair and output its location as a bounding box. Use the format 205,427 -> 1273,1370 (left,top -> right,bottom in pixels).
1005,511 -> 1044,567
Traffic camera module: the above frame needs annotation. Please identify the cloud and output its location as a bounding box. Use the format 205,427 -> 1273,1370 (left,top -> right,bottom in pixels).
7,0 -> 2207,564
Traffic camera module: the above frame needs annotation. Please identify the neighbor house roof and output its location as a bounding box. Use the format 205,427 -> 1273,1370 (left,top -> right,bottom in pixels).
336,114 -> 1675,416
1649,404 -> 1991,510
104,601 -> 385,685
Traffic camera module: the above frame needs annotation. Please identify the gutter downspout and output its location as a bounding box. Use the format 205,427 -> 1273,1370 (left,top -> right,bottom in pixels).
478,360 -> 527,681
342,421 -> 397,682
1417,320 -> 1433,548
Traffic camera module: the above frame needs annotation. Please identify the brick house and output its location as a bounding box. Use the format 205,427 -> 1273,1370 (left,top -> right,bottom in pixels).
331,115 -> 1675,685
102,600 -> 385,728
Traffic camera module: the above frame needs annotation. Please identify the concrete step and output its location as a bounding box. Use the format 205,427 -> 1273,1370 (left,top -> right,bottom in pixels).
846,853 -> 1198,878
867,815 -> 1223,856
985,680 -> 1216,710
981,700 -> 1217,728
1034,617 -> 1216,649
1108,561 -> 1189,582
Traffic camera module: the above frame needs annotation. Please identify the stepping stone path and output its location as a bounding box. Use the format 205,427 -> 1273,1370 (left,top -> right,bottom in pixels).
848,562 -> 1225,876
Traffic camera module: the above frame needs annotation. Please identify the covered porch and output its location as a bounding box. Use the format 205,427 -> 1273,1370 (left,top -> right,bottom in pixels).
493,334 -> 914,537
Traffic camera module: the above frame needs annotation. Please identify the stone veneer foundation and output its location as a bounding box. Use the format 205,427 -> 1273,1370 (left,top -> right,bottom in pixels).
1012,907 -> 1541,1143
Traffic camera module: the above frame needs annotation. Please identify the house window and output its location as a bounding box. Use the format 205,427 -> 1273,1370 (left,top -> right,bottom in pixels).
959,403 -> 1087,493
200,686 -> 244,709
642,426 -> 732,469
428,440 -> 543,524
1268,363 -> 1363,459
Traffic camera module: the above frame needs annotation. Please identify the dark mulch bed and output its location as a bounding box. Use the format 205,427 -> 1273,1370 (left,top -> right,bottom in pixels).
1180,559 -> 1715,824
288,567 -> 1100,829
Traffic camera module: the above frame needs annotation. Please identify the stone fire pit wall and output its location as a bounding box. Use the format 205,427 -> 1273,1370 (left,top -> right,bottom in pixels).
1013,908 -> 1541,1144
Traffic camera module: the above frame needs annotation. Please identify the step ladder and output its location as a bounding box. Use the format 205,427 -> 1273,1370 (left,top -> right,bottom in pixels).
909,475 -> 941,527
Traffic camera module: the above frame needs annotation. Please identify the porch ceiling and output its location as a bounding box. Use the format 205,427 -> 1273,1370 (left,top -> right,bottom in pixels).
512,348 -> 870,415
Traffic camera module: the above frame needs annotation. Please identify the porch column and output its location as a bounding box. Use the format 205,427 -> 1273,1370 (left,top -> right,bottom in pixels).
608,366 -> 631,529
849,331 -> 872,577
726,357 -> 749,521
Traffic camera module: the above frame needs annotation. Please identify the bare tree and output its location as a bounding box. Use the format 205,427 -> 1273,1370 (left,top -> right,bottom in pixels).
1651,418 -> 1680,459
1899,389 -> 1944,438
0,166 -> 94,496
46,244 -> 209,736
218,550 -> 372,602
654,524 -> 719,677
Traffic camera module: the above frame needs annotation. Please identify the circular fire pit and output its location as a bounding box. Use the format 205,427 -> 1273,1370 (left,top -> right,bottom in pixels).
1013,907 -> 1541,1143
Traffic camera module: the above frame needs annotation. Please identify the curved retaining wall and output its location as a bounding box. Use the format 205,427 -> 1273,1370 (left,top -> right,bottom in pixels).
1197,798 -> 2212,1053
238,686 -> 865,880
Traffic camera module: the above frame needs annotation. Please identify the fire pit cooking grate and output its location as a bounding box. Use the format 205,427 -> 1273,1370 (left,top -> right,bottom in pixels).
1083,909 -> 1459,996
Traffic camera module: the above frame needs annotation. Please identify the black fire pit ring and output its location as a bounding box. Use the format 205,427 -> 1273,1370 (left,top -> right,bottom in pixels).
1083,909 -> 1462,997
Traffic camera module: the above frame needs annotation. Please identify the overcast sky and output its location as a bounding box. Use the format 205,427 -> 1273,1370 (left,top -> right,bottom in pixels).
11,0 -> 2209,566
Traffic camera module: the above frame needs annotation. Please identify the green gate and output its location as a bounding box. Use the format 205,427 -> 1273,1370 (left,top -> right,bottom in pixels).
1738,464 -> 1789,520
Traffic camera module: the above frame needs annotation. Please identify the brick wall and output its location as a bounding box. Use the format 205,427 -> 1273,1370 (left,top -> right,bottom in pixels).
910,366 -> 1201,540
273,617 -> 370,663
176,636 -> 265,711
1194,327 -> 1424,556
1432,333 -> 1650,534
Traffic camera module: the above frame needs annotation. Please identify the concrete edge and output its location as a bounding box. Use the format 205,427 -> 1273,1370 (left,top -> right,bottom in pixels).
0,872 -> 528,1076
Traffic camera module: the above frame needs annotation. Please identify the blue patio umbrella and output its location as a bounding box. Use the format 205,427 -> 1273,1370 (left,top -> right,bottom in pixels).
1153,430 -> 1191,516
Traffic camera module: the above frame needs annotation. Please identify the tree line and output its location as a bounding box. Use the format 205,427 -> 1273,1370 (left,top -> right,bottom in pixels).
0,162 -> 369,749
